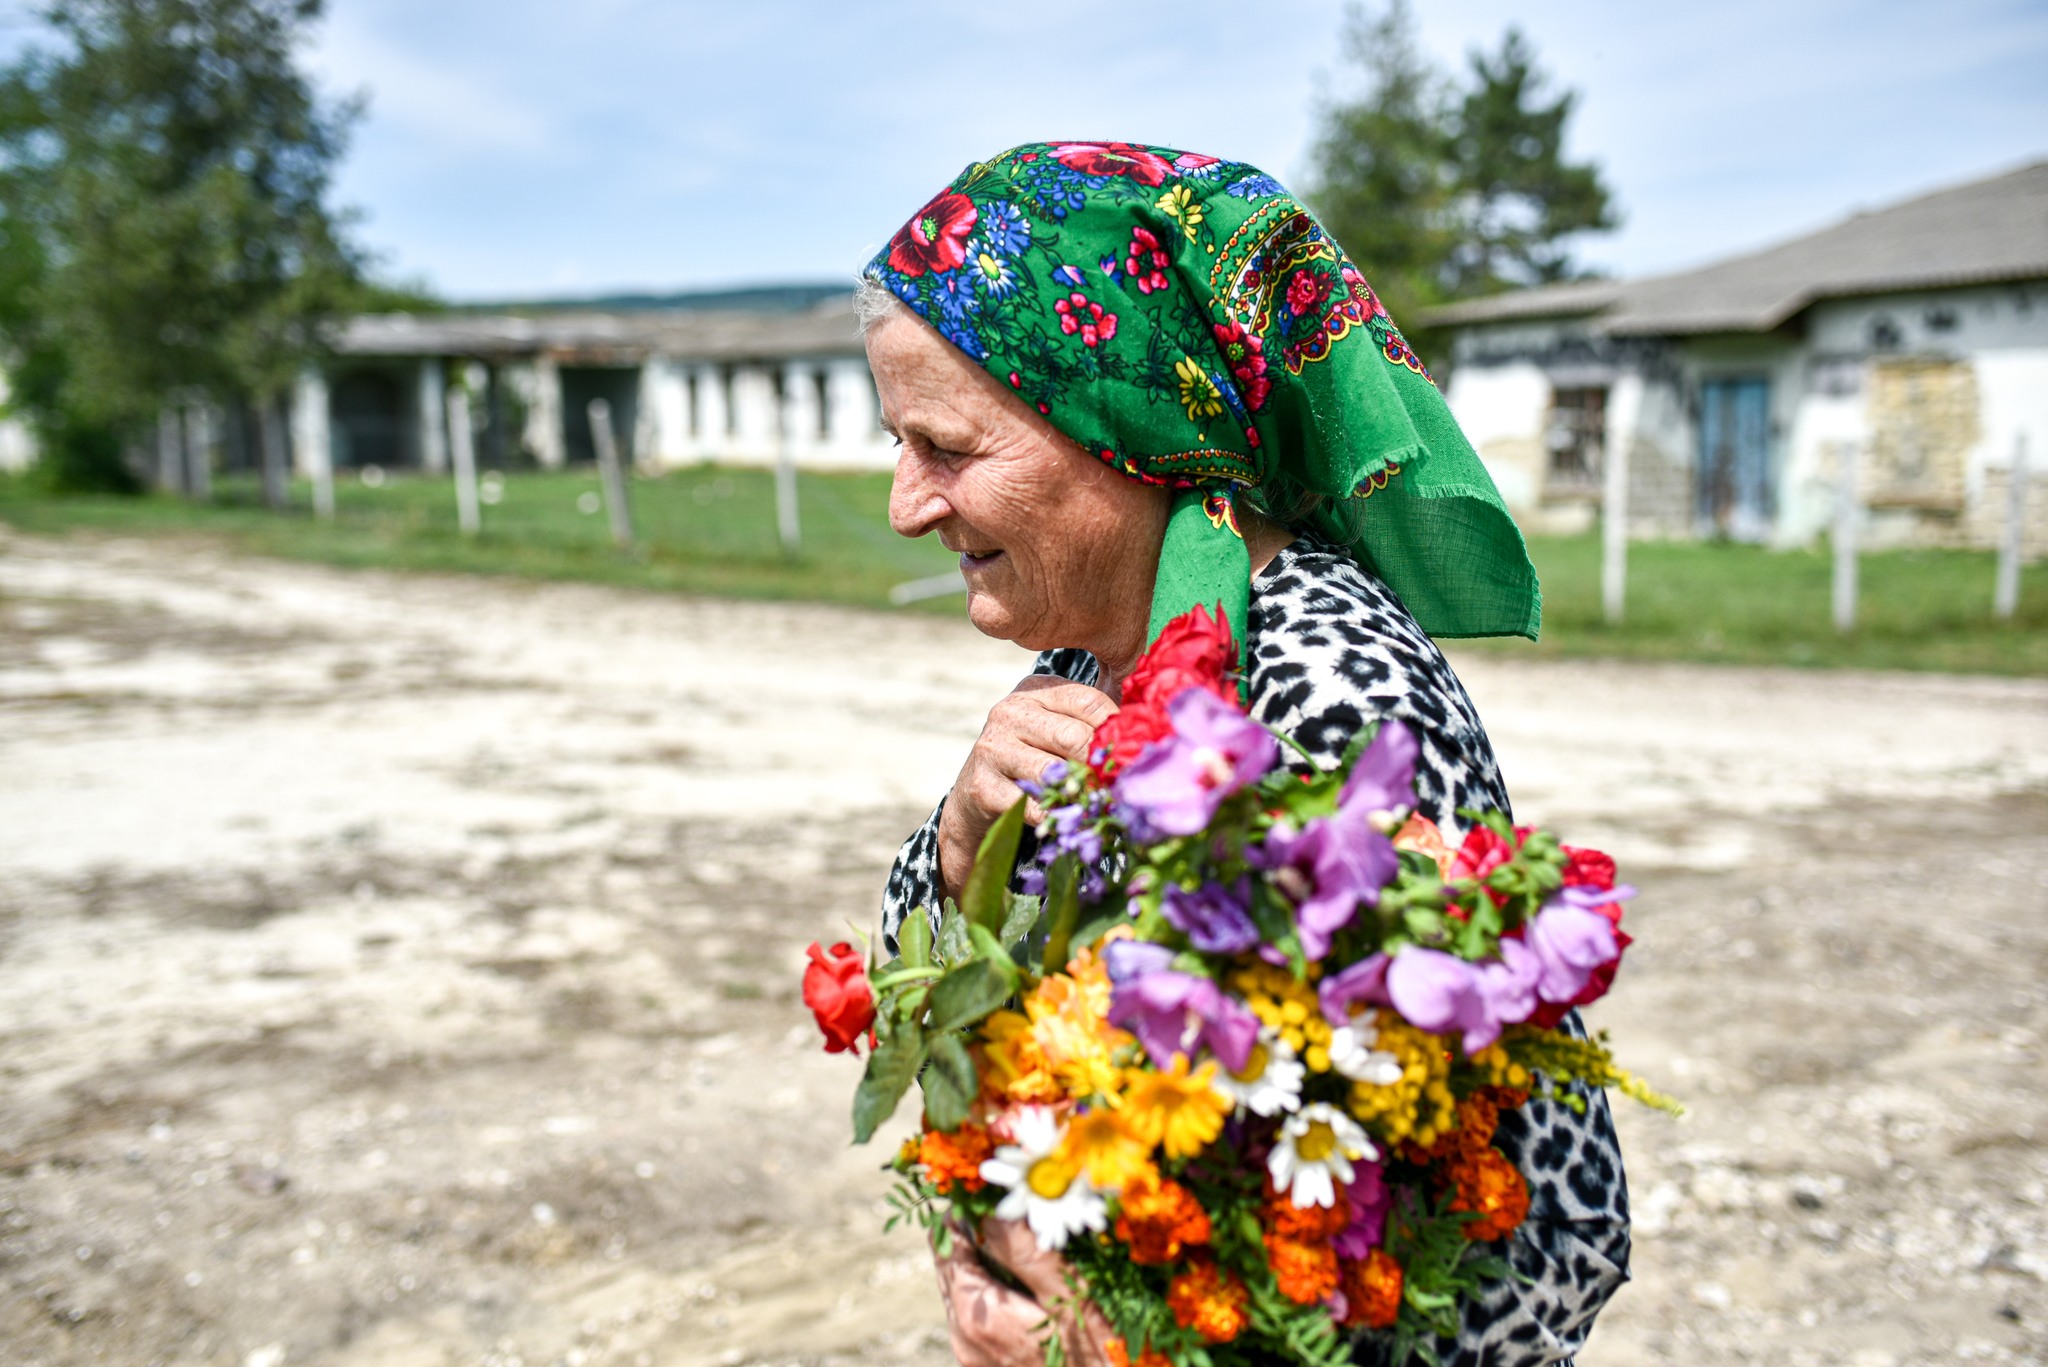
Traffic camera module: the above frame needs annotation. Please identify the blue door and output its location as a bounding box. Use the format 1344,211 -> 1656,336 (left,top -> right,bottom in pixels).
1697,378 -> 1773,540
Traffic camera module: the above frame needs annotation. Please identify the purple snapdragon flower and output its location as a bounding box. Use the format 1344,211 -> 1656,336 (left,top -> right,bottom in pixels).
1102,938 -> 1260,1073
1338,720 -> 1419,827
1161,878 -> 1260,955
1385,942 -> 1542,1054
1332,1158 -> 1392,1258
1113,689 -> 1277,837
1318,952 -> 1393,1024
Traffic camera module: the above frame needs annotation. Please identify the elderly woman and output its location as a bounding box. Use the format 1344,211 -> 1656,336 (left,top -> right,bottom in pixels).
864,142 -> 1627,1367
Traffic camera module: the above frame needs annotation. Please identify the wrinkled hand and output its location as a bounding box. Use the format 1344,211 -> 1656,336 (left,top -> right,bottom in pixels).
935,1217 -> 1115,1367
938,676 -> 1116,901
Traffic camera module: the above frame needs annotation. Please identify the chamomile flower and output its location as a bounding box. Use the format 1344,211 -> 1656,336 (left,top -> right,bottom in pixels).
1328,1020 -> 1406,1086
1269,1103 -> 1377,1209
980,1106 -> 1109,1250
1211,1028 -> 1305,1117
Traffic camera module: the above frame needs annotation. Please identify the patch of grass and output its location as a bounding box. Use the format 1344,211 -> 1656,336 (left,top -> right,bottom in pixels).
1463,533 -> 2048,675
2,471 -> 2041,674
0,466 -> 962,611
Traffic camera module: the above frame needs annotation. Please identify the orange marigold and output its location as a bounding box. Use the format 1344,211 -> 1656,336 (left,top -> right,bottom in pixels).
1166,1257 -> 1249,1345
1115,1173 -> 1211,1265
1338,1248 -> 1403,1329
917,1123 -> 994,1195
1447,1146 -> 1530,1242
1263,1178 -> 1350,1242
1265,1232 -> 1340,1305
1105,1336 -> 1172,1367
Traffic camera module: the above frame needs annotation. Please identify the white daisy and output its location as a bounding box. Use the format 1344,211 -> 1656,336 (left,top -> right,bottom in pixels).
978,1107 -> 1108,1251
1269,1102 -> 1377,1209
1210,1028 -> 1305,1117
1328,1021 -> 1406,1086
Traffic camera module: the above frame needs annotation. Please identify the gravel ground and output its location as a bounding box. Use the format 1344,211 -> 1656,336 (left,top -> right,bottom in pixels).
1,529 -> 2045,1367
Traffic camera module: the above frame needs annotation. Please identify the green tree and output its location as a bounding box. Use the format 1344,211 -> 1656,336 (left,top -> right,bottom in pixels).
1307,2 -> 1618,363
0,0 -> 364,491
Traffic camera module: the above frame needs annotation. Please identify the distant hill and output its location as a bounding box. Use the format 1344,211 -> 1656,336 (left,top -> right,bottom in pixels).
455,282 -> 854,315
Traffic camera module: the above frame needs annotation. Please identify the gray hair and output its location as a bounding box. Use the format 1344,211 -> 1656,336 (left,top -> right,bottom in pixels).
853,275 -> 907,335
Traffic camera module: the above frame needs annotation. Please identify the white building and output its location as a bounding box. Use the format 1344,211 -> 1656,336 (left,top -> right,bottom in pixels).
1431,160 -> 2048,555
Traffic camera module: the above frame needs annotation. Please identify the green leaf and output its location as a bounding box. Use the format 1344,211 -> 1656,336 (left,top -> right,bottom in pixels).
920,1031 -> 979,1131
898,901 -> 932,970
851,1023 -> 926,1145
1068,903 -> 1130,955
1040,856 -> 1082,973
926,957 -> 1016,1034
961,799 -> 1027,935
936,899 -> 971,965
999,893 -> 1042,949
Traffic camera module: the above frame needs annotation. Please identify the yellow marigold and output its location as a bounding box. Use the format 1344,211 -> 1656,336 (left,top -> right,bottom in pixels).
1338,1249 -> 1403,1330
1166,1257 -> 1248,1344
1231,962 -> 1335,1071
1115,1172 -> 1211,1265
917,1123 -> 994,1195
1121,1056 -> 1231,1160
1026,966 -> 1131,1101
1057,1107 -> 1154,1191
1346,1010 -> 1456,1148
1465,1041 -> 1532,1091
980,1009 -> 1063,1104
1265,1231 -> 1341,1305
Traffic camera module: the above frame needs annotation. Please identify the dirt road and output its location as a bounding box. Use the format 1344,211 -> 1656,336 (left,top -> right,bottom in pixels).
2,530 -> 2044,1367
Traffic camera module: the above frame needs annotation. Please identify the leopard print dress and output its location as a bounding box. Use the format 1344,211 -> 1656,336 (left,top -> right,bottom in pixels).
880,531 -> 1630,1366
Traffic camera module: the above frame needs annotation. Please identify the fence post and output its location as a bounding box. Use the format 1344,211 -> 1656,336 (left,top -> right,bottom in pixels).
1600,430 -> 1629,626
774,379 -> 800,555
1995,432 -> 2030,619
185,404 -> 213,503
1832,439 -> 1859,633
586,397 -> 635,550
449,386 -> 481,537
157,408 -> 186,495
258,396 -> 290,511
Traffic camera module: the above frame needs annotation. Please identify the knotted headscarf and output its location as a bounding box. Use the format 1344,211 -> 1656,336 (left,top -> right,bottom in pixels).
864,141 -> 1540,662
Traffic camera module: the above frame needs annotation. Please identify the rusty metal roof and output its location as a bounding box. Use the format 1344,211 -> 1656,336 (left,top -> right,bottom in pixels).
1427,158 -> 2048,335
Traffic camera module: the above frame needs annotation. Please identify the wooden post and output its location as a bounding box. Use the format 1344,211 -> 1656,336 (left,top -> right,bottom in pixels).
258,396 -> 290,511
1995,431 -> 2030,619
586,397 -> 635,549
774,372 -> 799,555
449,386 -> 481,537
1832,439 -> 1859,633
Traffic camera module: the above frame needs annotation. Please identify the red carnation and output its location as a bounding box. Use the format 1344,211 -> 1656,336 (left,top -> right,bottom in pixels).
1053,141 -> 1172,186
1088,605 -> 1237,778
802,941 -> 876,1054
1562,845 -> 1616,890
887,191 -> 978,278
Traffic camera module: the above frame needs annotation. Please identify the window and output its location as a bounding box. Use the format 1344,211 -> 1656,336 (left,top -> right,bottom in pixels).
1544,386 -> 1606,492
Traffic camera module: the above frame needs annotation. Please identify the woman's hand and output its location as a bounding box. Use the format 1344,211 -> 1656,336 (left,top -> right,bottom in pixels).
937,675 -> 1116,901
935,1217 -> 1115,1367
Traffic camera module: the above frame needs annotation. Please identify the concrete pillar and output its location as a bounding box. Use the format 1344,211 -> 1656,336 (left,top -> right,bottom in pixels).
185,403 -> 214,501
823,357 -> 883,467
641,359 -> 688,472
417,360 -> 449,473
157,408 -> 186,494
691,363 -> 729,460
529,354 -> 566,469
729,365 -> 779,465
292,366 -> 335,519
782,361 -> 821,462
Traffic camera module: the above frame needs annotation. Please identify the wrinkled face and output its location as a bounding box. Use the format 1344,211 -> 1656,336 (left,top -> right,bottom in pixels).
868,306 -> 1170,658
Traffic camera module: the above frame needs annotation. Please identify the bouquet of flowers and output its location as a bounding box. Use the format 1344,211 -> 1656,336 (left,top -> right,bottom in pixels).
803,607 -> 1674,1367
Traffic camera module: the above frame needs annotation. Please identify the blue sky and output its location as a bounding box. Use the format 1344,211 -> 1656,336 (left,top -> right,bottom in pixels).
15,1 -> 2048,300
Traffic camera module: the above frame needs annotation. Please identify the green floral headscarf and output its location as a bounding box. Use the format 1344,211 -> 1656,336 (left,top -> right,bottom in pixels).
864,141 -> 1540,661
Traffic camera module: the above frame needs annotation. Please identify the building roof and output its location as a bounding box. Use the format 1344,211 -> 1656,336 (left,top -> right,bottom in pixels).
336,294 -> 863,362
1428,158 -> 2048,335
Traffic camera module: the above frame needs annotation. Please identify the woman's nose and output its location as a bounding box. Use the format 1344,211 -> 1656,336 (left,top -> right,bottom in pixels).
889,451 -> 950,539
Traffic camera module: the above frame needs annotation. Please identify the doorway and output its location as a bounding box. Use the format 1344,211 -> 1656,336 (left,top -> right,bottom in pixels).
1696,377 -> 1773,540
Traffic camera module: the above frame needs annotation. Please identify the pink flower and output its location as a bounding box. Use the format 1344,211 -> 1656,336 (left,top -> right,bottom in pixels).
1285,269 -> 1333,317
1053,141 -> 1172,186
1212,321 -> 1271,411
1125,226 -> 1171,294
1114,689 -> 1277,837
1054,292 -> 1119,348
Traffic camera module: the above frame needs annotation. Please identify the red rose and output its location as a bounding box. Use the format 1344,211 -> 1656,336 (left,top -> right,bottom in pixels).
1285,269 -> 1333,317
1561,846 -> 1616,890
1212,322 -> 1272,412
802,941 -> 876,1054
1052,141 -> 1172,186
1448,825 -> 1516,884
1089,699 -> 1172,779
887,191 -> 978,278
